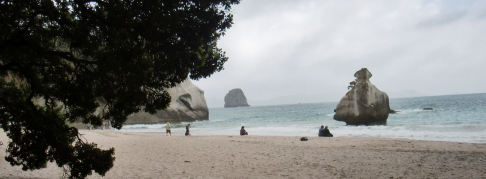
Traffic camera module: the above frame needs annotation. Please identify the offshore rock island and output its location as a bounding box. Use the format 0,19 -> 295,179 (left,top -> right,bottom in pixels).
125,78 -> 209,124
334,68 -> 391,125
224,88 -> 250,108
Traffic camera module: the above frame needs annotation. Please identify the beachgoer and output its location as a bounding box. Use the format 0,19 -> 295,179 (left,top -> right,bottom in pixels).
87,123 -> 91,130
185,124 -> 191,136
240,126 -> 248,135
0,141 -> 3,145
318,125 -> 325,136
323,126 -> 333,137
318,125 -> 333,137
166,122 -> 171,136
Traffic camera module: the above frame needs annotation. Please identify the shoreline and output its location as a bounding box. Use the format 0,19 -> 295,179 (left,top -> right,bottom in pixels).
96,128 -> 486,144
111,127 -> 486,144
2,130 -> 486,178
110,120 -> 486,144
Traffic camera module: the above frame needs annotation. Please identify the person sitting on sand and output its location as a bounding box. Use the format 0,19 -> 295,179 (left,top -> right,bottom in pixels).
166,122 -> 171,136
0,141 -> 3,145
318,125 -> 325,136
318,125 -> 333,137
240,126 -> 248,135
185,124 -> 191,136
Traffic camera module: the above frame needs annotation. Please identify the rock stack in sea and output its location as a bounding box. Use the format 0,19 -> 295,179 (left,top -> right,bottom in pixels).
125,78 -> 209,124
333,68 -> 390,125
224,88 -> 250,108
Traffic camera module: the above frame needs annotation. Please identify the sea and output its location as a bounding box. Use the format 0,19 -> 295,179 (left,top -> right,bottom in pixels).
120,93 -> 486,143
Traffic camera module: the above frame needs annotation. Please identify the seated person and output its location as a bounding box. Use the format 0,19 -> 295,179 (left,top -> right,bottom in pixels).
318,125 -> 333,137
240,126 -> 248,135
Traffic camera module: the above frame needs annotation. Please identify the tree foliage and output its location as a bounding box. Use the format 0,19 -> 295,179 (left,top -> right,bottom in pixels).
0,0 -> 239,178
348,79 -> 357,90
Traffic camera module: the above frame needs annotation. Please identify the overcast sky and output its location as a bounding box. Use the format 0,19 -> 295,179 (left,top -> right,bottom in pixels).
193,0 -> 486,108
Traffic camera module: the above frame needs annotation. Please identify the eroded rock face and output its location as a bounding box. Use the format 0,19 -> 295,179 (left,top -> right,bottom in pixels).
333,68 -> 390,125
125,79 -> 209,124
224,88 -> 250,108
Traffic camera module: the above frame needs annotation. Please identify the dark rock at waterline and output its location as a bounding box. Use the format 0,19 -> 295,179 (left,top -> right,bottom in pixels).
389,109 -> 400,114
423,108 -> 433,110
333,68 -> 391,125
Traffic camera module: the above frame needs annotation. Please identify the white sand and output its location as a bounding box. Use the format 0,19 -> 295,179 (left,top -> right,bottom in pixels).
1,130 -> 486,179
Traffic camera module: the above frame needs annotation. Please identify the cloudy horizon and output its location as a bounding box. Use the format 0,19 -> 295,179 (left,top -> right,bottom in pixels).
193,0 -> 486,108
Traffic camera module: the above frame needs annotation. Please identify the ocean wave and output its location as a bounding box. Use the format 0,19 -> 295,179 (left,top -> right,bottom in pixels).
443,121 -> 463,125
461,125 -> 486,130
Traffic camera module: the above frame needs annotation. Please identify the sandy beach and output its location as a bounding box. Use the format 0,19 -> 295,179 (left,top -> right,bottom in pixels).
1,130 -> 486,179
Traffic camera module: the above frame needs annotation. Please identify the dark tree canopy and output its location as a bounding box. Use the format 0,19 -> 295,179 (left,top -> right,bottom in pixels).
0,0 -> 239,178
348,79 -> 357,90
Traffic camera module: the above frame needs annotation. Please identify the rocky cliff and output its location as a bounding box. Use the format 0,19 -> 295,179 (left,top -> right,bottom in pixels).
125,78 -> 209,124
333,68 -> 390,125
224,88 -> 250,108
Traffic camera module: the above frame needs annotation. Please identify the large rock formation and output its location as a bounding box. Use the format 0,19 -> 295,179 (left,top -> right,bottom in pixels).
224,88 -> 250,108
334,68 -> 390,125
125,78 -> 209,124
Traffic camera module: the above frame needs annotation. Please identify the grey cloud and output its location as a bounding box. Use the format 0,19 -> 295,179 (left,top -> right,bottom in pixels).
416,10 -> 466,28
